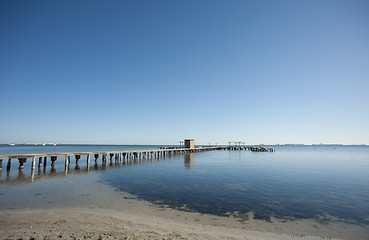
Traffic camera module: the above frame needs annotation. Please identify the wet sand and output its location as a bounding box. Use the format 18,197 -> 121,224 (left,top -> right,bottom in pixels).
0,176 -> 368,240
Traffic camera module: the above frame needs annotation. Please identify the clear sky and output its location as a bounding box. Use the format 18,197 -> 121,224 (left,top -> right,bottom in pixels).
1,0 -> 368,145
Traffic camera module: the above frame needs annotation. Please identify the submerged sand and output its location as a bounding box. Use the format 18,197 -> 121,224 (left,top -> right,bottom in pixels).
0,175 -> 368,240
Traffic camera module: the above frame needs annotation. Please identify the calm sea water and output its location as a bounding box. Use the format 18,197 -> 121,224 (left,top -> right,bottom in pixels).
1,145 -> 369,225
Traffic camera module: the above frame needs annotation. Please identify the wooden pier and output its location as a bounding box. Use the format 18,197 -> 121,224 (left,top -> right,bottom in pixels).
0,147 -> 217,173
0,145 -> 275,174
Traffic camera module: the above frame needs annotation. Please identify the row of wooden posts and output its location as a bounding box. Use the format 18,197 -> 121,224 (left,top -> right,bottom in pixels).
0,146 -> 275,173
2,152 -> 185,184
0,147 -> 220,172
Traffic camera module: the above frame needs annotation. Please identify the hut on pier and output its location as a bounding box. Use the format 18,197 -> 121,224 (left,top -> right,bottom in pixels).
184,139 -> 194,149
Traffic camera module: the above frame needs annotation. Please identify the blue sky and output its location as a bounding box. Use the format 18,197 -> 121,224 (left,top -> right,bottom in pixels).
1,0 -> 368,145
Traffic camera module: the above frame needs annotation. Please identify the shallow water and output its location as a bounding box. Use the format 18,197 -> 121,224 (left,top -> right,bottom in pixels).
1,145 -> 369,225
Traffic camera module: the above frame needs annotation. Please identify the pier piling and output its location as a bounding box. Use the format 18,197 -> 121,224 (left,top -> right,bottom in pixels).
65,155 -> 69,167
51,156 -> 57,167
32,157 -> 36,170
18,158 -> 26,170
7,159 -> 11,171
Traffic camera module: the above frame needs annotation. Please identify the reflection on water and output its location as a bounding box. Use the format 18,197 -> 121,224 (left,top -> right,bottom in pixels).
184,153 -> 194,168
101,146 -> 369,225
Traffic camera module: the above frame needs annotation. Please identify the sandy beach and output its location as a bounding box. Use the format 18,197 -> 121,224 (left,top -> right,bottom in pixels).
0,208 -> 342,240
1,178 -> 368,240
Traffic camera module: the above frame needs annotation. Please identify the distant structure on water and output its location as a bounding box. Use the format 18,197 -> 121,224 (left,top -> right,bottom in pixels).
184,139 -> 194,149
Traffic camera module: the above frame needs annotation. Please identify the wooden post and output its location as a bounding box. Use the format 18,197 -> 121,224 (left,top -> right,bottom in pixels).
7,158 -> 11,171
31,157 -> 36,170
64,155 -> 68,174
73,155 -> 80,170
51,156 -> 57,166
0,159 -> 2,170
18,158 -> 26,170
38,157 -> 42,168
87,155 -> 90,168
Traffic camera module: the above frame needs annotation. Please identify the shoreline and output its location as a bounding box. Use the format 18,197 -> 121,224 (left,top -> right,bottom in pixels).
1,179 -> 368,240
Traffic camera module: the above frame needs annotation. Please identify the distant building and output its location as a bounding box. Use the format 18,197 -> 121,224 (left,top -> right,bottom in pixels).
184,139 -> 194,149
